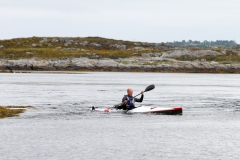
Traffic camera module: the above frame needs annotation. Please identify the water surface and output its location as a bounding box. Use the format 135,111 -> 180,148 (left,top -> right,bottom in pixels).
0,72 -> 239,160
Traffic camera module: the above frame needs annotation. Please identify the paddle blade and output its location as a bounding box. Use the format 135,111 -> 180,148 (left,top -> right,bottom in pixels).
144,84 -> 155,92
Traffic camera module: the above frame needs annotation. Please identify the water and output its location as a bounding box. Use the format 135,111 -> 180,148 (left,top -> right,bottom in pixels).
0,72 -> 240,160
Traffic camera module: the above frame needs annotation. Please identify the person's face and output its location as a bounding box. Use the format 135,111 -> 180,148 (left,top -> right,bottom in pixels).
127,89 -> 133,96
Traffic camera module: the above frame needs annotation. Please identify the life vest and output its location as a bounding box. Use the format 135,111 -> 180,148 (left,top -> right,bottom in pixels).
126,96 -> 135,108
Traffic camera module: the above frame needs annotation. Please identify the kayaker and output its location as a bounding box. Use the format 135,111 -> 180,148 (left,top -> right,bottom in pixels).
120,88 -> 144,110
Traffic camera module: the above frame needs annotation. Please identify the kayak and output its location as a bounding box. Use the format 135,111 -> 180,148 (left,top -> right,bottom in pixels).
91,106 -> 182,115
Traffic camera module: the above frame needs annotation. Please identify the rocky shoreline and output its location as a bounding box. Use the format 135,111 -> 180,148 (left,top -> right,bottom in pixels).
1,36 -> 240,73
1,55 -> 240,73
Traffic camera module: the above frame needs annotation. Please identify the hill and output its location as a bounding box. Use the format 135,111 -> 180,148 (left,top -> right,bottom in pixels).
0,37 -> 240,73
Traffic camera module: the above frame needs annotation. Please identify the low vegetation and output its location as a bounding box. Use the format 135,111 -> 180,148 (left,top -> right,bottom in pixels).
0,36 -> 169,60
0,106 -> 32,119
0,37 -> 239,63
176,51 -> 240,63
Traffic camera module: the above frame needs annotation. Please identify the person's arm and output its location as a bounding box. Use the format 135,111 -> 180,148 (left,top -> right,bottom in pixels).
122,95 -> 127,103
135,94 -> 144,102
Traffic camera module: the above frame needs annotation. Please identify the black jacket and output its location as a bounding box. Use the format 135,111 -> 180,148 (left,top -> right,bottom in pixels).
122,95 -> 144,103
114,95 -> 144,110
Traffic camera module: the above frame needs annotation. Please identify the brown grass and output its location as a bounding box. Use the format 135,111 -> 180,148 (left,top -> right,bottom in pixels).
0,106 -> 32,119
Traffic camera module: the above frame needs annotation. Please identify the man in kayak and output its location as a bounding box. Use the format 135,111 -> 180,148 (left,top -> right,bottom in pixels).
118,88 -> 144,110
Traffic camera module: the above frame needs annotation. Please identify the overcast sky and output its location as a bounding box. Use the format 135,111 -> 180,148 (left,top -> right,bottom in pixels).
1,0 -> 240,43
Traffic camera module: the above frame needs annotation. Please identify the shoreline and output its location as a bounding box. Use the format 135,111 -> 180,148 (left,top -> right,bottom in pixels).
1,69 -> 240,74
1,58 -> 240,74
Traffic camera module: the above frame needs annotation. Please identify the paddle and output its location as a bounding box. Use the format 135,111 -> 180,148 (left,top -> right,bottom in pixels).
133,84 -> 155,98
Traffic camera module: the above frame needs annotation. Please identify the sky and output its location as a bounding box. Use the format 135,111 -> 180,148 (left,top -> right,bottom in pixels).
1,0 -> 240,43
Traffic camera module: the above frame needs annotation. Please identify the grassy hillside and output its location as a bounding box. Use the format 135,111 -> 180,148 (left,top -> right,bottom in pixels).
0,37 -> 239,63
0,37 -> 166,59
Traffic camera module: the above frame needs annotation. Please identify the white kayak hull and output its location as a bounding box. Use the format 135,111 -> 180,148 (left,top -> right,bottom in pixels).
91,106 -> 182,115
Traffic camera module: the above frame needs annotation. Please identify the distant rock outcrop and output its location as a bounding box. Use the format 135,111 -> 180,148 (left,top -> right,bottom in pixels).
0,37 -> 239,73
1,55 -> 240,73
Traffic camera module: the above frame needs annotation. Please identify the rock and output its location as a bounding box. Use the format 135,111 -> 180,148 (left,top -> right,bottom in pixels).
134,43 -> 141,46
52,38 -> 59,43
134,47 -> 145,50
43,38 -> 48,42
79,41 -> 89,46
161,50 -> 191,58
26,52 -> 34,54
48,44 -> 53,47
0,45 -> 4,49
39,38 -> 49,43
31,44 -> 37,47
64,39 -> 74,44
96,59 -> 118,68
56,47 -> 62,50
31,44 -> 42,47
90,43 -> 102,48
141,53 -> 151,58
64,48 -> 78,50
154,43 -> 172,50
150,53 -> 162,57
194,50 -> 222,56
110,44 -> 127,50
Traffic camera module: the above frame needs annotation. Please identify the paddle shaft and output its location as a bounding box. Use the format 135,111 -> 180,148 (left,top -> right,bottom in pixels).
133,84 -> 155,98
133,92 -> 143,98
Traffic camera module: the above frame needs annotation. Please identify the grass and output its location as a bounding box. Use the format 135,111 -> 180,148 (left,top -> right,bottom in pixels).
0,106 -> 32,119
0,47 -> 164,60
0,37 -> 239,63
0,36 -> 168,59
176,54 -> 240,63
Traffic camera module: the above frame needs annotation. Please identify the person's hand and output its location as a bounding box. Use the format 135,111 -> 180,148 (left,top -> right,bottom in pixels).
124,100 -> 127,104
141,91 -> 144,95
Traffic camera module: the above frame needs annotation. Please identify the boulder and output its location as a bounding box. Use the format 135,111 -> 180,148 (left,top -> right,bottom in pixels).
31,44 -> 37,47
79,41 -> 88,46
194,50 -> 222,56
110,44 -> 127,50
26,52 -> 34,54
51,38 -> 59,43
161,50 -> 191,58
0,45 -> 4,49
31,44 -> 42,47
90,43 -> 102,48
134,47 -> 145,50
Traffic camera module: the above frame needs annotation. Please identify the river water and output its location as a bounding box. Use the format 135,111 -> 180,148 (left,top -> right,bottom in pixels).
0,72 -> 240,160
